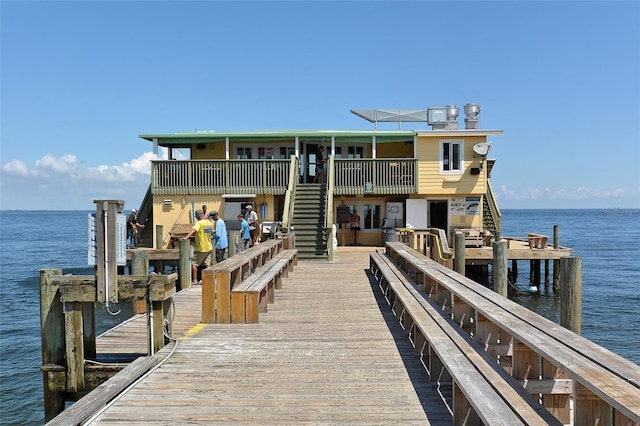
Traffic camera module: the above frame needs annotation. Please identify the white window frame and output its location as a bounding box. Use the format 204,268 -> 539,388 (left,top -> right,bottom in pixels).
346,202 -> 382,231
439,139 -> 464,174
235,146 -> 253,159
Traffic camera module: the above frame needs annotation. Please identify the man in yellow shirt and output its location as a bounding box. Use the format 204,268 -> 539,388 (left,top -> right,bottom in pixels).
182,210 -> 213,285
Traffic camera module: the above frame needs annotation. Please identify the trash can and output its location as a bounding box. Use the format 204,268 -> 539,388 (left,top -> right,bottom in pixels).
383,227 -> 396,243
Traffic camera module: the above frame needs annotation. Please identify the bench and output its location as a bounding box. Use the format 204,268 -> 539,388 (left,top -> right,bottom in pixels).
450,226 -> 484,248
231,249 -> 298,323
527,233 -> 549,249
384,241 -> 640,425
201,239 -> 284,323
370,251 -> 559,425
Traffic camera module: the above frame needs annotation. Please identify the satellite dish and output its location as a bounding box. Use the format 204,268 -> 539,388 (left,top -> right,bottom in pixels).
473,142 -> 492,156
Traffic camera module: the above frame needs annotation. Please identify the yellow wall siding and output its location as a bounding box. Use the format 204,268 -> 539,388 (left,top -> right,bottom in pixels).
415,135 -> 488,196
376,142 -> 413,158
191,143 -> 226,160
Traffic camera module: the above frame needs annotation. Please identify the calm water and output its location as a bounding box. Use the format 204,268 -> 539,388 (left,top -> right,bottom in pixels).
0,209 -> 638,425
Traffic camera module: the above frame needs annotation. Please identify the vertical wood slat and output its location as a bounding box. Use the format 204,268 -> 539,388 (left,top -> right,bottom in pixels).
131,250 -> 149,314
215,272 -> 231,324
64,302 -> 84,392
542,358 -> 571,424
201,269 -> 215,323
40,268 -> 65,422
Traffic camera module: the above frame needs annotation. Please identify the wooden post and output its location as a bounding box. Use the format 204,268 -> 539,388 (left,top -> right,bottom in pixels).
40,269 -> 65,422
228,230 -> 240,257
131,250 -> 149,314
179,238 -> 191,291
454,232 -> 465,276
65,302 -> 85,392
341,223 -> 346,247
534,260 -> 541,288
553,225 -> 560,291
493,239 -> 508,297
155,224 -> 163,249
512,260 -> 518,281
560,256 -> 582,334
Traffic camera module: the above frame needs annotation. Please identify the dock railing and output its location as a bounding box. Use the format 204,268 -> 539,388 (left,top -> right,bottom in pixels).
384,241 -> 640,425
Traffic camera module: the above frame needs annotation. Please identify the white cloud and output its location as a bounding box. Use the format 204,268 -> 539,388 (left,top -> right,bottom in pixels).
1,159 -> 31,176
1,152 -> 154,210
499,185 -> 640,208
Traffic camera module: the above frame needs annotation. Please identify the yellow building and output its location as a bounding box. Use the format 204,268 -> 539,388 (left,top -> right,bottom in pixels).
137,104 -> 502,259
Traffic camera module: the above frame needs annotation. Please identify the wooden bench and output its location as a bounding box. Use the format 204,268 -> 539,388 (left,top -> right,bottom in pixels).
450,226 -> 484,248
370,251 -> 559,425
231,249 -> 298,323
527,233 -> 549,249
384,241 -> 640,425
201,239 -> 284,323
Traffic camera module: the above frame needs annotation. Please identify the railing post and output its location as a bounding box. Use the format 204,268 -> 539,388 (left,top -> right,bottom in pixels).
553,225 -> 560,291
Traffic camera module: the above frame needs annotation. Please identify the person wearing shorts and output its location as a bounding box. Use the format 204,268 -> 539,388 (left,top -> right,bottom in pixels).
182,210 -> 213,285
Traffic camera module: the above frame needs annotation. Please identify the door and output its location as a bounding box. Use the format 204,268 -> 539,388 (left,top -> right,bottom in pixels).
301,142 -> 319,183
428,200 -> 448,231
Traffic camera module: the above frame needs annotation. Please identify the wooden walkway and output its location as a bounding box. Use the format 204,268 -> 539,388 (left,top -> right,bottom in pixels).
91,247 -> 451,424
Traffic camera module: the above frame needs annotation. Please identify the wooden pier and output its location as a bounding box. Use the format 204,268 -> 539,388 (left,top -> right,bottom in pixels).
43,243 -> 640,425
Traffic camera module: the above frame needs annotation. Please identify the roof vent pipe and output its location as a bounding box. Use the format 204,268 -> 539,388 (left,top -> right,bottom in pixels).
445,105 -> 459,129
464,103 -> 481,129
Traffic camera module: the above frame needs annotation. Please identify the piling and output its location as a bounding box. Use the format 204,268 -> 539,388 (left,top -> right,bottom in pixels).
560,256 -> 582,334
454,232 -> 465,276
131,250 -> 149,314
179,238 -> 191,289
155,224 -> 163,249
553,225 -> 560,291
40,268 -> 64,422
492,239 -> 508,297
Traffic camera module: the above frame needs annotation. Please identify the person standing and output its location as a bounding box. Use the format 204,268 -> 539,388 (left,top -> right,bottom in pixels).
237,213 -> 251,253
244,204 -> 259,246
126,209 -> 145,248
182,210 -> 213,285
350,209 -> 361,246
313,146 -> 326,184
209,211 -> 228,263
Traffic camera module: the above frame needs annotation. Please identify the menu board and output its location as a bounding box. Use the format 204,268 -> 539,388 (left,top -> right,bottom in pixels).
337,206 -> 351,224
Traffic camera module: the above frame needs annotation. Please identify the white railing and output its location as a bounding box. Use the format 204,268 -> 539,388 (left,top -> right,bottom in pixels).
152,160 -> 290,195
334,158 -> 417,195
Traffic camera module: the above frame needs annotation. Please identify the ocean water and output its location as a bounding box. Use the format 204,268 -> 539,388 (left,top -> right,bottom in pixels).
0,209 -> 638,425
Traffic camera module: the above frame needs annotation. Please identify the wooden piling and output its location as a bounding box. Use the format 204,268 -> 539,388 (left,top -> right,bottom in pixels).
179,238 -> 191,290
560,256 -> 582,334
493,239 -> 508,297
40,268 -> 64,422
155,224 -> 163,249
454,232 -> 465,276
553,225 -> 560,291
131,250 -> 149,314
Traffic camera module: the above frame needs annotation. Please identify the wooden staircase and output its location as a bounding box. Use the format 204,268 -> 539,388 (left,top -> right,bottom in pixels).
291,184 -> 327,259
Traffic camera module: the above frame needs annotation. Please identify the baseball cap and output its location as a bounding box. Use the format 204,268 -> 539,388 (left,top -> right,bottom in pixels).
245,205 -> 253,209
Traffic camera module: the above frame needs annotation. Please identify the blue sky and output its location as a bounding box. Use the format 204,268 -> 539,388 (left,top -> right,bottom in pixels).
1,1 -> 639,210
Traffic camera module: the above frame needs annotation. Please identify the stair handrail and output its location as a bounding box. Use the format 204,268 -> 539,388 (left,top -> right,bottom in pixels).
281,155 -> 299,232
325,154 -> 335,261
485,179 -> 502,237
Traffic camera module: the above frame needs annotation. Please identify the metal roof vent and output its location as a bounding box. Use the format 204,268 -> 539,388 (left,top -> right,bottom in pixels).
427,105 -> 459,130
464,103 -> 481,129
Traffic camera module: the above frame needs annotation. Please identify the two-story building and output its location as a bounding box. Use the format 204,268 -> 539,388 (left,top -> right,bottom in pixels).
137,104 -> 503,259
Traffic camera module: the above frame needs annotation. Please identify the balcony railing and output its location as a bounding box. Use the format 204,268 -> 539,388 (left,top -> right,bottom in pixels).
152,160 -> 291,195
334,158 -> 417,195
151,158 -> 417,196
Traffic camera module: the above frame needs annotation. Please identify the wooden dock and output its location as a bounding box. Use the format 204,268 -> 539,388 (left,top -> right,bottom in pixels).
79,247 -> 453,424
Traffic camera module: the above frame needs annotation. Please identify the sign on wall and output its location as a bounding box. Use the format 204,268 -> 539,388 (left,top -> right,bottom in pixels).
451,198 -> 466,216
465,196 -> 481,215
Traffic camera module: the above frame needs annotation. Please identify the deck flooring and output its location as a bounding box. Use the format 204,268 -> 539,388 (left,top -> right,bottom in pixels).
91,247 -> 451,424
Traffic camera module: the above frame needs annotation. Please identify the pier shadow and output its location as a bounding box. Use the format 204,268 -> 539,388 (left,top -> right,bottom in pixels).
363,268 -> 452,423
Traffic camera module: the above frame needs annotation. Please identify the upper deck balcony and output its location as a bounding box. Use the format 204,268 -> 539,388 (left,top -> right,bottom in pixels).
151,158 -> 417,196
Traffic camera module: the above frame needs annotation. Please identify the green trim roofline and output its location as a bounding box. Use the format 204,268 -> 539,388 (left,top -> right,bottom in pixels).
139,129 -> 503,146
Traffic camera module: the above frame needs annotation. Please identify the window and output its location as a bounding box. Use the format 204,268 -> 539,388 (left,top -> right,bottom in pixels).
348,203 -> 381,230
236,147 -> 252,159
279,147 -> 295,159
440,139 -> 463,173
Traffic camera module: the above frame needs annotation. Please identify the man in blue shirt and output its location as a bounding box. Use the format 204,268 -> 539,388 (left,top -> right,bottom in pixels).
237,213 -> 251,253
209,211 -> 228,263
